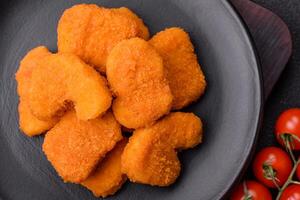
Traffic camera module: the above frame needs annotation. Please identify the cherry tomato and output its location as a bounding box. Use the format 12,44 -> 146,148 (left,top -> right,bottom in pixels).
252,147 -> 292,188
280,184 -> 300,200
275,108 -> 300,150
230,180 -> 272,200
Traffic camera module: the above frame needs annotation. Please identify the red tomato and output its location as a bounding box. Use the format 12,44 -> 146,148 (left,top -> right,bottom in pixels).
280,185 -> 300,200
275,108 -> 300,150
252,147 -> 292,188
230,180 -> 272,200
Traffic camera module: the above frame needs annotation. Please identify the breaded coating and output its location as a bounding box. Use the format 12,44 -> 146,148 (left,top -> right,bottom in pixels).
29,52 -> 112,121
122,135 -> 181,186
57,4 -> 149,73
15,46 -> 58,136
43,111 -> 122,183
81,138 -> 128,198
121,112 -> 203,186
149,28 -> 206,110
107,38 -> 173,129
17,101 -> 58,137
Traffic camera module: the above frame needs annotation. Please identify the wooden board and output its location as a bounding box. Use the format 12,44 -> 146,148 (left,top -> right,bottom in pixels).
231,0 -> 292,101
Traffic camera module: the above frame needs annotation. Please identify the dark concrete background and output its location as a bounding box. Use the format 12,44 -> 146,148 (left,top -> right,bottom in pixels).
243,0 -> 300,197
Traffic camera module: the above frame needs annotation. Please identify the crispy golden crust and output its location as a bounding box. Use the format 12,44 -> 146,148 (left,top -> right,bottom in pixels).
81,138 -> 128,197
29,52 -> 112,121
122,136 -> 180,186
116,7 -> 149,40
43,111 -> 122,183
148,112 -> 203,149
57,4 -> 149,73
107,38 -> 173,129
17,101 -> 58,136
121,112 -> 203,186
15,46 -> 58,136
149,28 -> 206,110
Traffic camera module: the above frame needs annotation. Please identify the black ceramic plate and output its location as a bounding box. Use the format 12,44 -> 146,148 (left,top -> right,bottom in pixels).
0,0 -> 262,199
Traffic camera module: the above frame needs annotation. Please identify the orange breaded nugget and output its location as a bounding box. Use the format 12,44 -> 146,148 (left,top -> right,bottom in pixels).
149,28 -> 207,110
29,52 -> 112,121
107,38 -> 173,129
121,112 -> 203,186
123,136 -> 180,187
58,4 -> 149,73
43,111 -> 122,183
81,138 -> 128,198
17,101 -> 58,137
15,46 -> 58,136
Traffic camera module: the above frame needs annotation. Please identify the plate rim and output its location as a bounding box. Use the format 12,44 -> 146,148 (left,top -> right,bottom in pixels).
219,0 -> 264,199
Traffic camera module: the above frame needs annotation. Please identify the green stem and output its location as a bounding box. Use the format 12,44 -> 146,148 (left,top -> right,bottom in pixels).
290,180 -> 300,185
273,177 -> 281,191
286,139 -> 297,164
242,181 -> 252,200
281,134 -> 297,164
291,134 -> 300,142
276,159 -> 300,200
263,163 -> 280,190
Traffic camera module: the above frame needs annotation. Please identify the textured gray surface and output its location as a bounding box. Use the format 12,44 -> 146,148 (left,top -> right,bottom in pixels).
252,0 -> 300,150
0,0 -> 262,200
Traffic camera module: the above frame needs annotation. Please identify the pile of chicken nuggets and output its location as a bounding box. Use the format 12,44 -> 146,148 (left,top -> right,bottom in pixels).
15,4 -> 206,198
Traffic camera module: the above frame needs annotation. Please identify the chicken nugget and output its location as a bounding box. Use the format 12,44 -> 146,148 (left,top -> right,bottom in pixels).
122,135 -> 180,186
121,112 -> 203,186
15,46 -> 58,136
149,28 -> 206,110
81,138 -> 128,198
154,112 -> 203,149
17,101 -> 58,136
57,4 -> 149,73
107,38 -> 173,129
43,111 -> 122,183
29,52 -> 112,121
